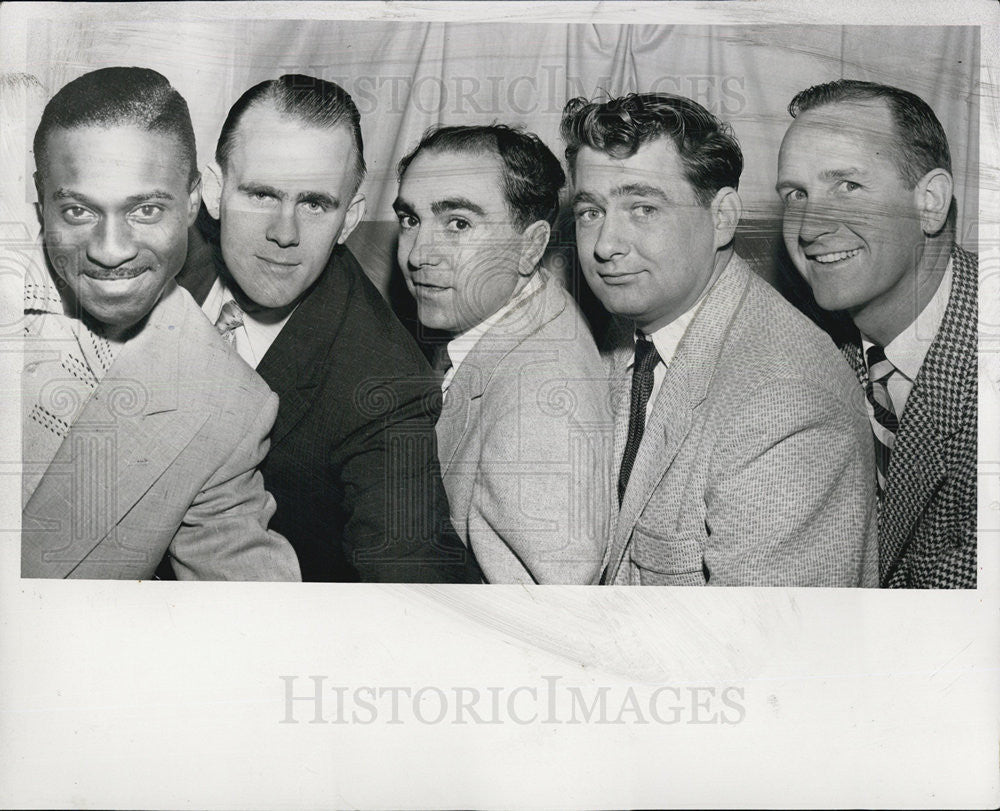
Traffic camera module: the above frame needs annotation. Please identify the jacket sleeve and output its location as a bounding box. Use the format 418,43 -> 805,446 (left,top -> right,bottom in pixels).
467,352 -> 612,584
704,377 -> 878,586
168,390 -> 301,581
338,372 -> 483,583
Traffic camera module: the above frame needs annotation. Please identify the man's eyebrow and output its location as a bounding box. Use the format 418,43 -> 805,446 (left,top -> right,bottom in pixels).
53,188 -> 176,205
571,190 -> 603,207
237,182 -> 286,200
391,196 -> 414,214
430,197 -> 487,218
612,183 -> 672,202
819,167 -> 866,181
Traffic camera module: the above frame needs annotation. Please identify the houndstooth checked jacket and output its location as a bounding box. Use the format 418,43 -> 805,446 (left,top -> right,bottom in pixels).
842,244 -> 978,588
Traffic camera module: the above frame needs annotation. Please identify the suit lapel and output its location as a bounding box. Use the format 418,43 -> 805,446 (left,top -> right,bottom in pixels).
437,272 -> 566,475
604,255 -> 752,583
255,248 -> 354,446
878,244 -> 977,582
23,284 -> 209,578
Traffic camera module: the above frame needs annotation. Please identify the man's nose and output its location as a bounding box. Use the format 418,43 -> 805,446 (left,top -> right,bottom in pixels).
406,225 -> 443,269
87,216 -> 139,268
796,200 -> 839,244
593,214 -> 629,262
266,204 -> 300,248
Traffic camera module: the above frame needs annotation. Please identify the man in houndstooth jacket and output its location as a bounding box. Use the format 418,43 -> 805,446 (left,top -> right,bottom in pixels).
778,79 -> 977,588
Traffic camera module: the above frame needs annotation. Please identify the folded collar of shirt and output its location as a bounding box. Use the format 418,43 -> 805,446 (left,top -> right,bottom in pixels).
862,255 -> 954,384
444,271 -> 544,385
204,276 -> 298,365
627,287 -> 708,371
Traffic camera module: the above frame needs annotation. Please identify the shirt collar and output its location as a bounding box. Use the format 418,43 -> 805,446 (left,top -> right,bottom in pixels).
627,287 -> 709,369
863,256 -> 953,382
445,272 -> 543,381
205,276 -> 297,366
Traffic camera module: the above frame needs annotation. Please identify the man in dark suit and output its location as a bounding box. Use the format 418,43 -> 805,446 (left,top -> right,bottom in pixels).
175,74 -> 480,583
777,79 -> 976,588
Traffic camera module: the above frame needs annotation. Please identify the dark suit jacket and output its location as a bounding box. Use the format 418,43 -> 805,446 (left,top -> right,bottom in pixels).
842,244 -> 977,588
176,226 -> 481,583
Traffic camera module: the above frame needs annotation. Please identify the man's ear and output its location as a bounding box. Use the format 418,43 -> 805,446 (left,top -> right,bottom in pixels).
336,192 -> 366,245
520,219 -> 551,274
915,168 -> 953,235
186,173 -> 203,227
710,187 -> 742,250
202,161 -> 223,220
33,171 -> 44,219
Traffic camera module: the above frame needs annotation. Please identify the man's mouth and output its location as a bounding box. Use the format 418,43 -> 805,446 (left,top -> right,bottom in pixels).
82,266 -> 149,281
809,248 -> 861,264
256,256 -> 300,268
597,268 -> 644,283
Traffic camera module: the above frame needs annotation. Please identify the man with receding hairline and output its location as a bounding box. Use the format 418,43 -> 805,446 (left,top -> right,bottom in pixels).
777,79 -> 977,588
22,66 -> 300,580
176,74 -> 480,583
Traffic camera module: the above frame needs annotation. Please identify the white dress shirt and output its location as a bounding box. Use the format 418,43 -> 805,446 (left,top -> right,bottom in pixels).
861,256 -> 953,419
202,276 -> 297,369
626,290 -> 709,422
441,272 -> 543,400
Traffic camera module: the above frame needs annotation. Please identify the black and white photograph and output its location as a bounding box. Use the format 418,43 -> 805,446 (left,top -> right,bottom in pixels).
1,1 -> 997,807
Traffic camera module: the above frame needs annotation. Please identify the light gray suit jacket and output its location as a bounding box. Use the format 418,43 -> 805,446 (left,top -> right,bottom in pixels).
437,270 -> 613,584
605,255 -> 878,587
22,281 -> 301,580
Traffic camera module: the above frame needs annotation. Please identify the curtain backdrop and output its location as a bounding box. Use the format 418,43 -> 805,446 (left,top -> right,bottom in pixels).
16,20 -> 979,294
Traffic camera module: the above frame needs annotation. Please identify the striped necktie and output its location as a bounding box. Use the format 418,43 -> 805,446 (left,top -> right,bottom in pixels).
864,344 -> 898,498
214,299 -> 244,346
617,336 -> 661,506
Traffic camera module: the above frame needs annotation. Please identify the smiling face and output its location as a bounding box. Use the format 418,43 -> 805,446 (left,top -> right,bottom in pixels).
571,139 -> 723,333
394,149 -> 533,335
36,124 -> 199,329
207,103 -> 365,309
776,100 -> 926,322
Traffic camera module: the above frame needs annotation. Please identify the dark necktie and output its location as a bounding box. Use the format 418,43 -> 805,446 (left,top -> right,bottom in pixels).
617,336 -> 661,506
864,344 -> 898,499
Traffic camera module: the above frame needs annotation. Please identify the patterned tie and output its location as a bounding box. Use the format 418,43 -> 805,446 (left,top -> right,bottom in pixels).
617,336 -> 661,506
865,344 -> 899,499
214,299 -> 244,346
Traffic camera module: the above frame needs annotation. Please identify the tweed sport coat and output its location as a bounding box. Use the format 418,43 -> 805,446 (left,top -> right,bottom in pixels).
178,234 -> 481,583
22,279 -> 301,580
437,270 -> 613,584
842,244 -> 978,588
604,254 -> 879,587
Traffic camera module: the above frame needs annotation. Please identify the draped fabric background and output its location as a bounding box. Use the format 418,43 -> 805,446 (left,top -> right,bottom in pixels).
19,20 -> 979,296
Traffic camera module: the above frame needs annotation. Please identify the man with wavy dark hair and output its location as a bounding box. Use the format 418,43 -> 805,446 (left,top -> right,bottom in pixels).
23,66 -> 300,580
777,79 -> 976,588
393,124 -> 612,583
561,92 -> 877,586
176,74 -> 480,583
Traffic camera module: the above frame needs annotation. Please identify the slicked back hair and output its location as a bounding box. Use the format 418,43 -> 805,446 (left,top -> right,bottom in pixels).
560,92 -> 743,207
33,66 -> 198,185
397,124 -> 566,230
788,79 -> 952,188
215,74 -> 366,194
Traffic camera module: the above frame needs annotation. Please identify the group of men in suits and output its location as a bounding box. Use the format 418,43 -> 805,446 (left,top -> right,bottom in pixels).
21,65 -> 977,588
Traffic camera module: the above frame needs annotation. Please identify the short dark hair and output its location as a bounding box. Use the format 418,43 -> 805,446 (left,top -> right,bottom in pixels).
788,79 -> 952,188
215,74 -> 366,194
560,92 -> 743,207
396,124 -> 566,230
33,66 -> 198,185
